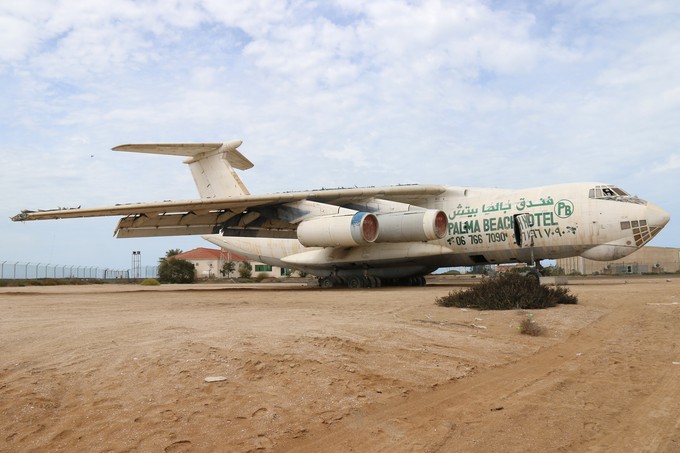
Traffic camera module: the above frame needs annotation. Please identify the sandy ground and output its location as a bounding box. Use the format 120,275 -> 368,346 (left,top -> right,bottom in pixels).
1,276 -> 679,452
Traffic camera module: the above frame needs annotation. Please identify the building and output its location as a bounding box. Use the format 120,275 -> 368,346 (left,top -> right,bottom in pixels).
173,247 -> 292,279
556,246 -> 680,275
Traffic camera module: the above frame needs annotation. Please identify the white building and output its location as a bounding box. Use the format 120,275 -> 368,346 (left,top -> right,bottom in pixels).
556,246 -> 680,275
173,247 -> 292,279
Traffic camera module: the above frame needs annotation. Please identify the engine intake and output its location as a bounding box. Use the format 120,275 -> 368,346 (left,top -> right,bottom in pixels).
375,210 -> 447,243
297,212 -> 379,247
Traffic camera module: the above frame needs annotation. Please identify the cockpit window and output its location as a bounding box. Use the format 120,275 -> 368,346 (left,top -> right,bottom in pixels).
589,185 -> 645,204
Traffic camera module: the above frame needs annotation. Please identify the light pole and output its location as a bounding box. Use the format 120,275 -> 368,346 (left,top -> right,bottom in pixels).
131,251 -> 141,279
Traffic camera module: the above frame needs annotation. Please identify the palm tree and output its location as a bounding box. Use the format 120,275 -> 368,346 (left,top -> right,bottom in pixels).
165,249 -> 182,258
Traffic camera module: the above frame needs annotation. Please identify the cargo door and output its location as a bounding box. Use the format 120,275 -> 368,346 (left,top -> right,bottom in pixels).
513,213 -> 534,248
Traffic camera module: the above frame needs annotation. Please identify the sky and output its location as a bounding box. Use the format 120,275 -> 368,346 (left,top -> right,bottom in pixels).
1,0 -> 678,273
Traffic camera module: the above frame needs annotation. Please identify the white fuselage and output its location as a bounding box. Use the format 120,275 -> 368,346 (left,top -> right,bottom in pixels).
204,182 -> 670,279
14,140 -> 670,285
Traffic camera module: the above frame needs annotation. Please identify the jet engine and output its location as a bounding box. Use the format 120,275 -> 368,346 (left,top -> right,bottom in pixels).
375,210 -> 447,242
297,212 -> 379,247
296,210 -> 447,247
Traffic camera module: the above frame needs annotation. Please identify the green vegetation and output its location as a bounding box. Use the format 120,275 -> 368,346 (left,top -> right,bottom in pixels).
440,269 -> 462,275
221,261 -> 236,278
165,249 -> 183,257
0,278 -> 104,287
140,278 -> 161,286
435,272 -> 578,310
158,250 -> 195,284
238,261 -> 252,279
542,265 -> 565,276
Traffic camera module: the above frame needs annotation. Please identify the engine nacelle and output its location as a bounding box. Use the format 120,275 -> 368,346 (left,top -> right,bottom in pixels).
297,212 -> 379,247
375,210 -> 447,243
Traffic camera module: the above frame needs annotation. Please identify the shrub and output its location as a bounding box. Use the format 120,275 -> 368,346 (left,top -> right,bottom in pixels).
238,261 -> 252,279
140,278 -> 161,286
519,316 -> 544,336
435,272 -> 578,310
158,258 -> 195,283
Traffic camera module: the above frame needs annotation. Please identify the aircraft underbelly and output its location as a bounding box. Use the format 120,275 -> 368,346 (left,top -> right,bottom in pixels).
203,235 -> 455,276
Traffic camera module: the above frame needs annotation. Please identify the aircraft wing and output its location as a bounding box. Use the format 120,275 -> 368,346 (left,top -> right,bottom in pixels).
12,185 -> 448,239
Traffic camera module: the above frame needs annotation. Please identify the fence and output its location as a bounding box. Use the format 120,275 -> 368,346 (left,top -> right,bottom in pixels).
0,261 -> 158,280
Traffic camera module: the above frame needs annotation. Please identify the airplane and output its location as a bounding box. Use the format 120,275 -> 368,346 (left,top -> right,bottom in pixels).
12,140 -> 671,288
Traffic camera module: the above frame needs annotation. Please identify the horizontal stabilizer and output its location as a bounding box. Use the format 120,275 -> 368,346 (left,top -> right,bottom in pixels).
112,140 -> 253,170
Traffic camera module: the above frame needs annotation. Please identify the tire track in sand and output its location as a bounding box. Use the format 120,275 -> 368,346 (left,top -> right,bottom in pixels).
280,298 -> 680,452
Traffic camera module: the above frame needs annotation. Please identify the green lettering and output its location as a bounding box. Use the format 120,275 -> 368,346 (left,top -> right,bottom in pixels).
449,220 -> 480,235
533,213 -> 542,227
545,212 -> 557,226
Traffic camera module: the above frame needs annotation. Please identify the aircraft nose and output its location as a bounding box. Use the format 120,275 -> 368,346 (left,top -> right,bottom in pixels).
647,203 -> 670,228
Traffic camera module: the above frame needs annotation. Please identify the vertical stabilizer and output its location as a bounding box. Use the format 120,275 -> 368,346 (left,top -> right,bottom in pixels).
113,140 -> 253,199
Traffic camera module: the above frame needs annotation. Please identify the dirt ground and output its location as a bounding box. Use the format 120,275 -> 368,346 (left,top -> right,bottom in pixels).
1,276 -> 679,452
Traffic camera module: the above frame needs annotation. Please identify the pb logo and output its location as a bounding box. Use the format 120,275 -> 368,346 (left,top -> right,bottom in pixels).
555,200 -> 574,218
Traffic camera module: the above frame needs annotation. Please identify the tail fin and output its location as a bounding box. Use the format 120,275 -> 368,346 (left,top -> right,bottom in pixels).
113,140 -> 252,198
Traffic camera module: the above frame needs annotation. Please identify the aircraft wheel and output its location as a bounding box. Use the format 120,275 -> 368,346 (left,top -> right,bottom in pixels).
320,277 -> 334,288
419,276 -> 427,286
347,276 -> 364,288
525,270 -> 541,285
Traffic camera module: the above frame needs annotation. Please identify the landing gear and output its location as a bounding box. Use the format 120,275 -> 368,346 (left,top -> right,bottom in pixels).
524,269 -> 541,284
319,277 -> 334,288
346,276 -> 364,288
345,275 -> 382,288
367,275 -> 381,288
524,260 -> 543,284
376,275 -> 426,287
407,276 -> 426,286
318,274 -> 426,289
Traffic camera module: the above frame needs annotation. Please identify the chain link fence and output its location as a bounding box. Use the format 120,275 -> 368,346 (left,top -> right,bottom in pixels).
0,261 -> 158,280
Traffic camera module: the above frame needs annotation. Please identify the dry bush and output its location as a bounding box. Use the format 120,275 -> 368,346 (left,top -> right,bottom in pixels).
435,272 -> 578,310
519,316 -> 545,336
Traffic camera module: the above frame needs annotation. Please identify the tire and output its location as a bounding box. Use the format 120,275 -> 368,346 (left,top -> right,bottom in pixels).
320,277 -> 334,288
525,270 -> 541,285
347,276 -> 364,288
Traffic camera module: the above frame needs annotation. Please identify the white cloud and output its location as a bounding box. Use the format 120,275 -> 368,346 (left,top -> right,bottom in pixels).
1,0 -> 678,267
650,154 -> 680,174
0,14 -> 38,61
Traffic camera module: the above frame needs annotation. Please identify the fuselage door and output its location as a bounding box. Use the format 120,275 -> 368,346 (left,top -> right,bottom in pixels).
513,213 -> 534,248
